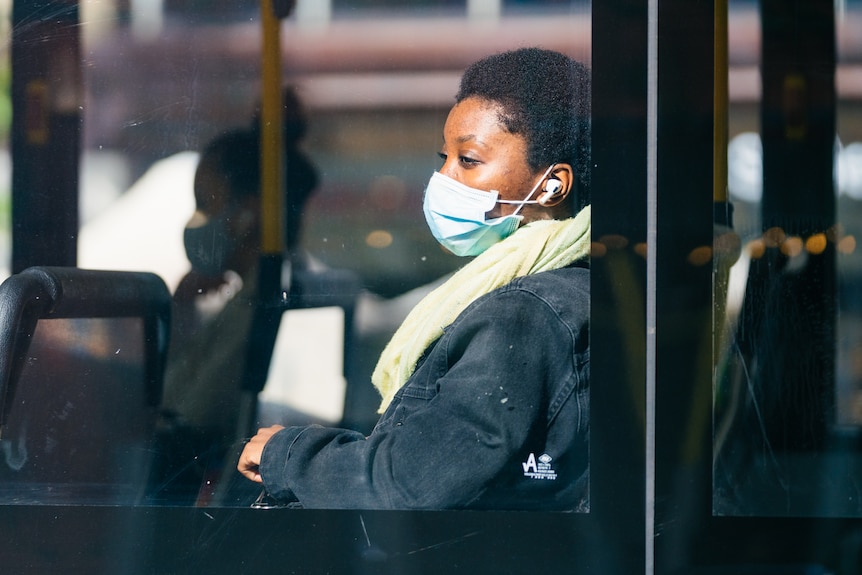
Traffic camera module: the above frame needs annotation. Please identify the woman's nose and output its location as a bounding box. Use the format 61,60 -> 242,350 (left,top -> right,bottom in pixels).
438,159 -> 458,180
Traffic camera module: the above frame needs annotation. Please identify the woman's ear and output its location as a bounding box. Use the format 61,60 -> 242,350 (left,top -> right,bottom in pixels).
538,163 -> 575,207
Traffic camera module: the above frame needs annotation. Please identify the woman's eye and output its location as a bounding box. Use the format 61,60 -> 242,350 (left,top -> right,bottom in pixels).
437,152 -> 478,167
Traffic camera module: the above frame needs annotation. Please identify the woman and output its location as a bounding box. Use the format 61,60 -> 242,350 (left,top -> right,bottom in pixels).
238,47 -> 591,510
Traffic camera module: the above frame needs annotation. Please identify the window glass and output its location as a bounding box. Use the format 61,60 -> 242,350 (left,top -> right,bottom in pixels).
2,0 -> 593,511
0,317 -> 152,506
714,0 -> 862,517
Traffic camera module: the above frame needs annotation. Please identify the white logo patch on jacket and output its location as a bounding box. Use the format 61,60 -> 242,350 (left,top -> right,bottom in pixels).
522,453 -> 557,480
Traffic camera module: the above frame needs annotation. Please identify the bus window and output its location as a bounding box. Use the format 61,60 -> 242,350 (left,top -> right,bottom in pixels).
6,0 -> 595,511
713,0 -> 862,517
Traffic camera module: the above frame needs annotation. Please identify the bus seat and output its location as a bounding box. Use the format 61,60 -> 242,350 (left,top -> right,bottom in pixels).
239,266 -> 363,430
0,266 -> 170,505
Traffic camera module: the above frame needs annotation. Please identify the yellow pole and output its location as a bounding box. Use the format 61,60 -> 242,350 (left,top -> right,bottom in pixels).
219,0 -> 296,489
260,0 -> 283,256
232,0 -> 287,445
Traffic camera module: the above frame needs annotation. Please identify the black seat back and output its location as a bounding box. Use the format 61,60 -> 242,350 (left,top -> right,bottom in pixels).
0,267 -> 170,505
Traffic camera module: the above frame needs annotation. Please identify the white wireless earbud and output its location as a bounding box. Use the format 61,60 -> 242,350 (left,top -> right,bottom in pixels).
538,179 -> 563,204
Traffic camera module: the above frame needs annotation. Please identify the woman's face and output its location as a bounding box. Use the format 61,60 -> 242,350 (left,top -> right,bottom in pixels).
438,96 -> 544,220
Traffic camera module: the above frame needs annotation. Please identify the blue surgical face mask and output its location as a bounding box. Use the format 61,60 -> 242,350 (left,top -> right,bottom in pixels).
422,165 -> 555,257
183,213 -> 235,277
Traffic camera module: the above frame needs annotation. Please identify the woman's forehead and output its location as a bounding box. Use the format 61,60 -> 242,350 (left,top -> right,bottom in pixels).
443,98 -> 520,148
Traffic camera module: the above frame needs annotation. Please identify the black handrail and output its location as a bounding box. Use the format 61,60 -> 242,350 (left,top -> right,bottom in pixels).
0,266 -> 171,438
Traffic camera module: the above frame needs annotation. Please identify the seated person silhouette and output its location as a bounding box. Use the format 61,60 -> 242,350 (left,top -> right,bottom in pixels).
151,99 -> 321,503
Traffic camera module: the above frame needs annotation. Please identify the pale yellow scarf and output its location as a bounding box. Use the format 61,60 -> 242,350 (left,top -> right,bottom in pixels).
371,205 -> 591,412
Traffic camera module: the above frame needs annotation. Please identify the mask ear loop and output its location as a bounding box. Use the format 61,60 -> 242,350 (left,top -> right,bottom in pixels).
495,164 -> 558,215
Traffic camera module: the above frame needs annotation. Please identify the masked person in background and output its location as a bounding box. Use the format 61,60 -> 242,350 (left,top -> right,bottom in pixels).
151,89 -> 320,503
238,47 -> 592,511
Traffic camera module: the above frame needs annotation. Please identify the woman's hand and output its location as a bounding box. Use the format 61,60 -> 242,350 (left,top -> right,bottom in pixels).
237,425 -> 285,483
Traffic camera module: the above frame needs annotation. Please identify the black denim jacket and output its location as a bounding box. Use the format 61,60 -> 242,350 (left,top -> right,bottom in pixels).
260,262 -> 589,510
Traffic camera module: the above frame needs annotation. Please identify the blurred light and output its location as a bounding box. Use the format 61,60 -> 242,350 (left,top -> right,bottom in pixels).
590,241 -> 607,258
838,235 -> 857,255
780,236 -> 803,258
727,132 -> 763,203
714,231 -> 742,260
687,246 -> 712,266
763,226 -> 786,248
837,142 -> 862,199
728,135 -> 862,202
748,238 -> 766,259
599,234 -> 629,250
633,242 -> 648,258
366,230 -> 393,248
805,233 -> 828,255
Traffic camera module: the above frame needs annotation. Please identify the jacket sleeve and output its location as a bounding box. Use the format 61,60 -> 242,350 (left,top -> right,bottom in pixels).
259,287 -> 579,509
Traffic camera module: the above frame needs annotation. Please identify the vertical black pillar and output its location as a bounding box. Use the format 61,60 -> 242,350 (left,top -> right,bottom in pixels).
591,0 -> 648,571
653,0 -> 716,570
10,0 -> 81,272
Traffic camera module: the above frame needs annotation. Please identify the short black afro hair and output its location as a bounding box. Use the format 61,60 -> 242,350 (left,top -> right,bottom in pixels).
194,127 -> 319,249
456,47 -> 591,210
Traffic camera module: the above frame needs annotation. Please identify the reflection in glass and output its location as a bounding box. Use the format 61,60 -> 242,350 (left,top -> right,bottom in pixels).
714,0 -> 862,516
0,318 -> 154,505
